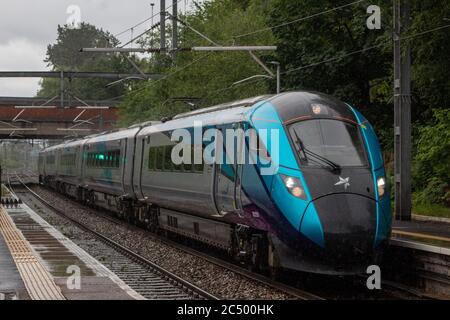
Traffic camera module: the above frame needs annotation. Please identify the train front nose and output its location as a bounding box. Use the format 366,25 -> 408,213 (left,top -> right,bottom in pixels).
301,193 -> 377,262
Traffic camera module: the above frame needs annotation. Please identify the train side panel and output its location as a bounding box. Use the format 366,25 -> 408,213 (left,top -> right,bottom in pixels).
138,129 -> 214,216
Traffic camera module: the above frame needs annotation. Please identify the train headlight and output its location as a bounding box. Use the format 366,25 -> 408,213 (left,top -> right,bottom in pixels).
281,174 -> 307,200
377,177 -> 386,197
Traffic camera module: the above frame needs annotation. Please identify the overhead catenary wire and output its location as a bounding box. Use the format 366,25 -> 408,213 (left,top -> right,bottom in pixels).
107,1 -> 450,104
205,23 -> 450,100
115,0 -> 372,101
119,21 -> 162,49
113,0 -> 185,41
102,51 -> 216,102
282,23 -> 450,75
233,0 -> 365,39
103,0 -> 365,99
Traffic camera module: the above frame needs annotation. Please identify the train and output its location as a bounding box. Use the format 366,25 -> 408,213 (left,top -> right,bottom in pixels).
38,91 -> 391,275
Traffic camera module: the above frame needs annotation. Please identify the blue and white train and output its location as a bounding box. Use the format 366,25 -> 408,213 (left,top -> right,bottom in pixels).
38,91 -> 391,275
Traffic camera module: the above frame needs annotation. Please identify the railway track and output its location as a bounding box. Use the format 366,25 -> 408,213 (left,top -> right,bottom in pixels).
10,175 -> 322,300
7,174 -> 219,300
10,173 -> 439,300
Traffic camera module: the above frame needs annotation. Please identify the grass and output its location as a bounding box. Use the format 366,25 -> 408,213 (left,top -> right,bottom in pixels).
413,203 -> 450,219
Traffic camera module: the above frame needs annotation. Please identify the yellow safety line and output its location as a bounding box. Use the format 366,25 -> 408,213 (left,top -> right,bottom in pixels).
392,229 -> 450,243
0,206 -> 66,300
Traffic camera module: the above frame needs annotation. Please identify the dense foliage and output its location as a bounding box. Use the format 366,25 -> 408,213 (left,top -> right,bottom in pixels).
413,109 -> 450,206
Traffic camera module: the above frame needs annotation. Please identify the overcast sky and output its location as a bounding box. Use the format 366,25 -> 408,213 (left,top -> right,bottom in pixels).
0,0 -> 193,97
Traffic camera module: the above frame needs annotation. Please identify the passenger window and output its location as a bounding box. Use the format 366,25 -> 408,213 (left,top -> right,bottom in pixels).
115,150 -> 120,168
155,146 -> 164,170
182,147 -> 192,172
164,145 -> 174,171
193,144 -> 204,173
148,147 -> 156,170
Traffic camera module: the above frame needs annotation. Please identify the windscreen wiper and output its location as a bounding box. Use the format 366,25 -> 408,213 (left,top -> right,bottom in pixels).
292,130 -> 341,172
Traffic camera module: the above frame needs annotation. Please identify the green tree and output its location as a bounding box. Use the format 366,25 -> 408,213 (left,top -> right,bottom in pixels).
37,23 -> 135,101
413,109 -> 450,205
407,0 -> 450,122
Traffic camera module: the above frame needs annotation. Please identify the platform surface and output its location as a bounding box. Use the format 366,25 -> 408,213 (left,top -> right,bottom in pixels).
0,202 -> 143,300
0,233 -> 29,300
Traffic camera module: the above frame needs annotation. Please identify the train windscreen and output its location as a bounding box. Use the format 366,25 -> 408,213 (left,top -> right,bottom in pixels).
288,119 -> 368,168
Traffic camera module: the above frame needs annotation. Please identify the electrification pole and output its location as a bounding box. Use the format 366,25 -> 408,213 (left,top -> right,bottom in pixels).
60,71 -> 64,108
160,0 -> 166,51
393,0 -> 412,221
171,0 -> 178,60
150,3 -> 155,56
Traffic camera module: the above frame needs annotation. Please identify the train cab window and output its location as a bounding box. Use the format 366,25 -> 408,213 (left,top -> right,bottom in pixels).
289,119 -> 368,167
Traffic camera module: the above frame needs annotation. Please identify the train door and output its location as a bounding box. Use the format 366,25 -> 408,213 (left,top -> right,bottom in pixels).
212,123 -> 244,216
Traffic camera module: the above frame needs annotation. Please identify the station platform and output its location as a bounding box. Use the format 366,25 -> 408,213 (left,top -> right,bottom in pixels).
0,202 -> 143,300
391,218 -> 450,254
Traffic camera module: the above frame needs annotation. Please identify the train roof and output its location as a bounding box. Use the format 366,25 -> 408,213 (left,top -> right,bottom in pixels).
85,127 -> 141,144
172,95 -> 272,120
138,95 -> 276,136
138,106 -> 251,137
40,91 -> 355,153
63,138 -> 89,148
